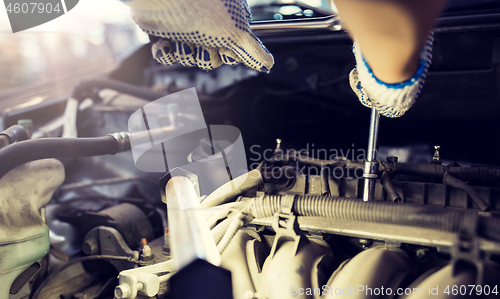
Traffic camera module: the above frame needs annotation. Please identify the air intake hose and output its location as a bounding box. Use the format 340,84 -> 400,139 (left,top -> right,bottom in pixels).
0,132 -> 130,180
250,195 -> 500,242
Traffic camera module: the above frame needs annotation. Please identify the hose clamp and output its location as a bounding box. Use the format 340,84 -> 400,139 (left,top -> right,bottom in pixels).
270,194 -> 304,258
109,132 -> 131,154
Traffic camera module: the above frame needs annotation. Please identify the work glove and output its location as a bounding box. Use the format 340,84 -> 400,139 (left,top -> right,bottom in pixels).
349,33 -> 433,118
122,0 -> 274,72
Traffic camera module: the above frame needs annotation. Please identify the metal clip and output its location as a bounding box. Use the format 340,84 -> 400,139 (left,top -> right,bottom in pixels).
451,211 -> 484,285
269,195 -> 308,258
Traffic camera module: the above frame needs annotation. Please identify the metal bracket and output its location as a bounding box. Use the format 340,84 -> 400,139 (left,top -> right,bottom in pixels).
269,195 -> 308,258
83,226 -> 139,272
115,259 -> 176,299
451,211 -> 484,285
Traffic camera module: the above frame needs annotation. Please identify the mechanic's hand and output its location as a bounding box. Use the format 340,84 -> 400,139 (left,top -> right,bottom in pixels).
349,34 -> 433,118
123,0 -> 274,72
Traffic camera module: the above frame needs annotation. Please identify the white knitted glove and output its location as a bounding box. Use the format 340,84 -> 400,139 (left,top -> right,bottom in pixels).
349,33 -> 433,118
122,0 -> 274,72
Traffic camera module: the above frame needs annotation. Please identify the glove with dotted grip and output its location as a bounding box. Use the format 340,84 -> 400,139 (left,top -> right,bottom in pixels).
123,0 -> 274,72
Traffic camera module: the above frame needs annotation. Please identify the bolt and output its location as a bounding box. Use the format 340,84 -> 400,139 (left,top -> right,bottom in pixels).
140,243 -> 154,263
137,282 -> 144,291
359,239 -> 373,249
415,248 -> 430,263
115,284 -> 131,299
142,245 -> 152,257
82,238 -> 98,255
432,145 -> 441,164
275,138 -> 282,154
244,290 -> 255,299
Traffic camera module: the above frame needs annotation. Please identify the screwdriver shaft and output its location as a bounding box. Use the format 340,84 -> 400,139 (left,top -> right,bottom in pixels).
363,107 -> 380,201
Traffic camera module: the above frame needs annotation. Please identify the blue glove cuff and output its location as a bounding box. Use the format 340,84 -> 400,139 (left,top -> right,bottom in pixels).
360,38 -> 432,90
349,32 -> 434,118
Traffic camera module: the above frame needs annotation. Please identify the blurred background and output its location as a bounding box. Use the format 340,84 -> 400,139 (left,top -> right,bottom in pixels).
0,0 -> 149,110
0,0 -> 334,112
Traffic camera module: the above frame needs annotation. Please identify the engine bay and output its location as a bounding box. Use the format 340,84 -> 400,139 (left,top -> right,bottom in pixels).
1,4 -> 500,299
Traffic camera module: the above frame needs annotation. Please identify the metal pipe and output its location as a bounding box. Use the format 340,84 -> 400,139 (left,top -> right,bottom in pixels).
366,107 -> 380,162
0,132 -> 130,181
250,15 -> 341,34
165,176 -> 221,269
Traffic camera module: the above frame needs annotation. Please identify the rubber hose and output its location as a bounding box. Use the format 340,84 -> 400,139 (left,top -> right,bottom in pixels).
200,167 -> 264,209
443,171 -> 490,211
0,135 -> 128,180
72,78 -> 166,102
212,214 -> 236,245
252,195 -> 500,242
380,171 -> 402,203
217,213 -> 245,254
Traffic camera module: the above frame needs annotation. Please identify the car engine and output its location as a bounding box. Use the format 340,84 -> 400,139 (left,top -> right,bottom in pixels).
1,2 -> 500,299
